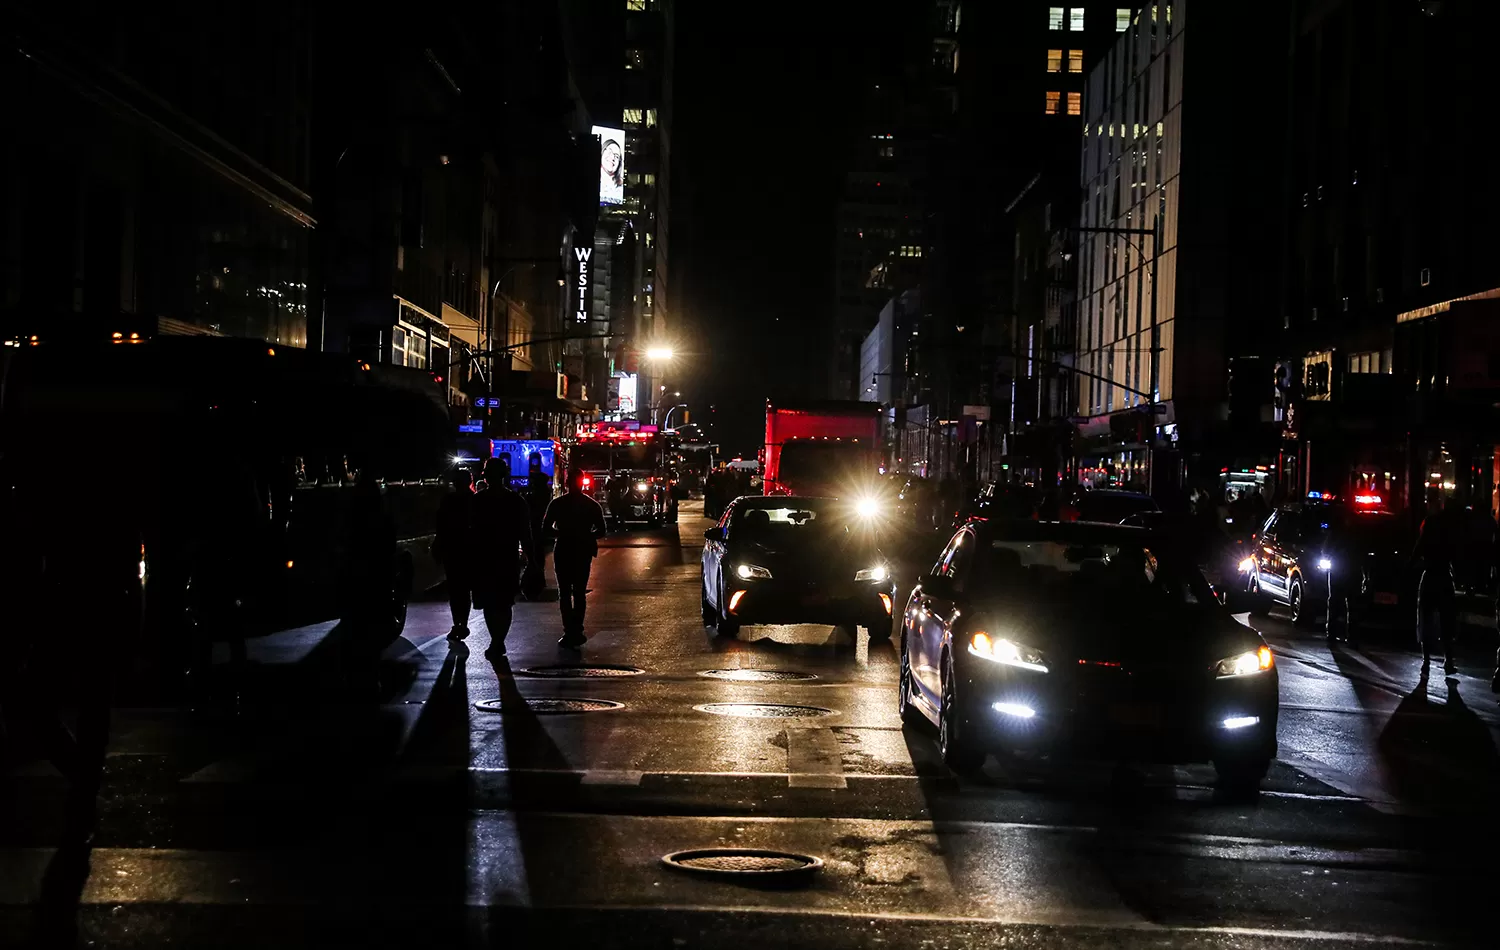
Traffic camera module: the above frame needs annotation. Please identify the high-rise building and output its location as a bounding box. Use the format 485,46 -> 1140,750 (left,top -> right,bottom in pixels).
1277,0 -> 1500,513
1072,1 -> 1288,493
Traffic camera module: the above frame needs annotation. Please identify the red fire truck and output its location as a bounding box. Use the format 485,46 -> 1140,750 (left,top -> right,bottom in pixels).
569,422 -> 678,527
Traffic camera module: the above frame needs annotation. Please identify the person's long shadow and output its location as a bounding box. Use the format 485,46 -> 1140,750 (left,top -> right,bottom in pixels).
1378,670 -> 1500,819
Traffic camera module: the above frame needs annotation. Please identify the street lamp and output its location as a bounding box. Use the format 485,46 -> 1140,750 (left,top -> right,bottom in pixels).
646,346 -> 674,362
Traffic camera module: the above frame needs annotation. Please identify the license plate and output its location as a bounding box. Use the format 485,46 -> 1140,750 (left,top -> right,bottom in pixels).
1373,592 -> 1398,605
1109,704 -> 1162,727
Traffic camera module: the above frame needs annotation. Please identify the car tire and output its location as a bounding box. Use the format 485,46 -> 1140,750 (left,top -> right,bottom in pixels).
1288,577 -> 1311,626
716,577 -> 741,637
1213,754 -> 1270,793
898,637 -> 924,726
865,613 -> 893,642
701,581 -> 717,628
1248,574 -> 1272,616
939,651 -> 985,774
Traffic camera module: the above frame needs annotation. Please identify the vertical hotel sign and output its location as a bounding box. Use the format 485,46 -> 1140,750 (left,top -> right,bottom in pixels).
574,247 -> 591,323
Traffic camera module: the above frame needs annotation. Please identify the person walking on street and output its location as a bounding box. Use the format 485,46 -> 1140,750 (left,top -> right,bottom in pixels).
471,457 -> 535,658
543,468 -> 608,648
1413,492 -> 1462,675
435,467 -> 476,641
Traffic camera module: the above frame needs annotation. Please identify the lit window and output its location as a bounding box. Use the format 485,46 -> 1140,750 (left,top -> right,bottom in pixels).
1070,8 -> 1084,30
1048,6 -> 1064,29
1068,49 -> 1083,73
1116,8 -> 1131,31
645,108 -> 658,127
1044,91 -> 1061,114
626,0 -> 647,9
1047,49 -> 1063,72
623,108 -> 644,125
1067,92 -> 1081,115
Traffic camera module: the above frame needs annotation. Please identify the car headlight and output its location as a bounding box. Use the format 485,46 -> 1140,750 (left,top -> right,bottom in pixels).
1238,557 -> 1255,573
636,481 -> 649,493
736,563 -> 772,580
1316,557 -> 1332,571
854,564 -> 888,582
854,497 -> 880,518
968,632 -> 1049,672
1214,646 -> 1273,678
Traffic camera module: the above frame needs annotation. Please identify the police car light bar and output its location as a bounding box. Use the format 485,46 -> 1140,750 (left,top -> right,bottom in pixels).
1354,494 -> 1382,505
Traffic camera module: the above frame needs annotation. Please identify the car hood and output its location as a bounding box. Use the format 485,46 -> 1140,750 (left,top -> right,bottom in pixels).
967,593 -> 1260,669
736,536 -> 883,578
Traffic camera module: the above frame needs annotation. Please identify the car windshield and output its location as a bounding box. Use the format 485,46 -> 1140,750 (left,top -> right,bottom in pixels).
1073,493 -> 1157,524
734,503 -> 836,543
976,538 -> 1211,607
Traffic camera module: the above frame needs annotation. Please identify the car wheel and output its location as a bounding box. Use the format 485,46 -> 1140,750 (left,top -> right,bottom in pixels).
898,637 -> 924,726
1213,754 -> 1270,793
938,651 -> 985,774
865,613 -> 893,642
701,580 -> 717,628
716,577 -> 741,637
1288,577 -> 1311,626
1248,574 -> 1272,616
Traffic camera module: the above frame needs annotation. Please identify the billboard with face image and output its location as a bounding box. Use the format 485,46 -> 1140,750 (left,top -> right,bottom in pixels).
594,125 -> 625,206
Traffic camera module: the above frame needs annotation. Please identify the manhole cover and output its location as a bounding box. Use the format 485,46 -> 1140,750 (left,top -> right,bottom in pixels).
662,848 -> 822,882
473,698 -> 624,714
698,669 -> 817,683
520,664 -> 643,678
694,703 -> 834,719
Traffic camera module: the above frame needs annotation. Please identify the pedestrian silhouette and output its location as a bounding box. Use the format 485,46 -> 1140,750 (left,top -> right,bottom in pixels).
543,468 -> 608,648
1414,494 -> 1463,675
435,467 -> 476,641
471,457 -> 534,658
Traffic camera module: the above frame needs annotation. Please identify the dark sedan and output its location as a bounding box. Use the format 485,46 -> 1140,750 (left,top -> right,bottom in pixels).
701,496 -> 897,639
899,519 -> 1278,790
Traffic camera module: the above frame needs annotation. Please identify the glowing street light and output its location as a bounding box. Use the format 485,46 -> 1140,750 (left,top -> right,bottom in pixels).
646,346 -> 674,361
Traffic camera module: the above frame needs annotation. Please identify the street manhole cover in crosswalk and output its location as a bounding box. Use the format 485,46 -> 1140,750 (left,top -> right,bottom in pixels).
520,665 -> 643,678
698,669 -> 817,682
473,698 -> 624,714
694,702 -> 833,719
662,848 -> 822,883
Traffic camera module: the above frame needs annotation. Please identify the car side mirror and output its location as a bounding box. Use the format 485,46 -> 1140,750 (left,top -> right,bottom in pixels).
704,527 -> 724,542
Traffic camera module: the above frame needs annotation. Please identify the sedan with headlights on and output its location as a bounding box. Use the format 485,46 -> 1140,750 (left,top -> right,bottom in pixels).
701,496 -> 898,639
899,519 -> 1278,790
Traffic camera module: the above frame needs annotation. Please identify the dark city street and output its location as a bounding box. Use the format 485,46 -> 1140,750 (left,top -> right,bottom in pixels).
4,1 -> 1500,948
3,504 -> 1499,947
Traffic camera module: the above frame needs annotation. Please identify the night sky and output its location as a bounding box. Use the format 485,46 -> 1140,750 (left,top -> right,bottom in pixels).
671,3 -> 906,457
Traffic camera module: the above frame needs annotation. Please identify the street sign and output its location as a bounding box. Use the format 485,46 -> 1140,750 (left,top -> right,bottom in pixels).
961,405 -> 991,421
458,422 -> 484,433
474,397 -> 500,407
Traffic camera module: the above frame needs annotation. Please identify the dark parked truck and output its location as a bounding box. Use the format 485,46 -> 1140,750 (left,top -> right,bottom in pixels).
763,400 -> 882,497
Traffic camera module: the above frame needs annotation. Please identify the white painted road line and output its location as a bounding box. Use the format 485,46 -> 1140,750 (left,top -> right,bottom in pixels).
785,726 -> 847,788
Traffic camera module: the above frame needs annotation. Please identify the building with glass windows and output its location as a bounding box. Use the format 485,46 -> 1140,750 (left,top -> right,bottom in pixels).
1070,1 -> 1288,494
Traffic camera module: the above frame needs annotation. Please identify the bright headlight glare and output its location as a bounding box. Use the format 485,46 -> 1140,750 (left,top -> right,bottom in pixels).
854,564 -> 888,582
736,563 -> 772,580
855,497 -> 880,518
636,481 -> 649,493
1316,557 -> 1332,571
1215,646 -> 1273,678
969,631 -> 1048,672
1238,557 -> 1255,573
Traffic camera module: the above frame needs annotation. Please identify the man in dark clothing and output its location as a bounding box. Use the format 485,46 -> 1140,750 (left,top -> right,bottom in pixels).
471,457 -> 535,658
435,468 -> 476,641
543,468 -> 608,648
1413,494 -> 1462,674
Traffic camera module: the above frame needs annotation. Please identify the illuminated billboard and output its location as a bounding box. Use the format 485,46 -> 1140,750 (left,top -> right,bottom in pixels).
594,125 -> 625,206
617,373 -> 638,414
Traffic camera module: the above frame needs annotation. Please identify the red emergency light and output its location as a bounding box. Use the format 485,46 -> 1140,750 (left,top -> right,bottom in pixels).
1354,494 -> 1382,506
581,475 -> 593,490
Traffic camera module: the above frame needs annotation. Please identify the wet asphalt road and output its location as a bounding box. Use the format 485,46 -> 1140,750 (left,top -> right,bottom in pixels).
3,500 -> 1498,948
